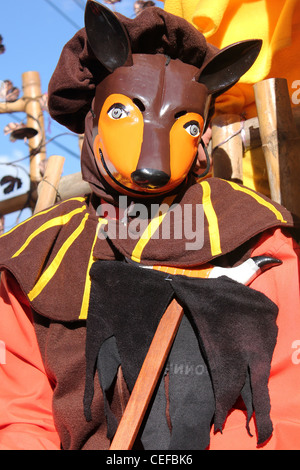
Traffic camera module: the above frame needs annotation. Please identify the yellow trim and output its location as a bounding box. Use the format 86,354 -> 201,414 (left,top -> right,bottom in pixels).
225,180 -> 287,223
0,197 -> 86,239
12,206 -> 87,258
28,213 -> 89,302
131,195 -> 177,263
200,180 -> 222,256
78,218 -> 108,320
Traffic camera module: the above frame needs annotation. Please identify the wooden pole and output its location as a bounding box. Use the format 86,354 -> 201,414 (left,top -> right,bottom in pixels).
211,114 -> 244,183
22,71 -> 46,184
0,191 -> 36,216
254,78 -> 300,217
0,171 -> 90,217
0,98 -> 26,114
34,155 -> 65,214
209,108 -> 300,156
109,299 -> 184,450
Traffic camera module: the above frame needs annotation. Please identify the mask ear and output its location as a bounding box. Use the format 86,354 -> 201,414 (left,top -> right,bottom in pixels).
85,0 -> 133,72
198,39 -> 262,96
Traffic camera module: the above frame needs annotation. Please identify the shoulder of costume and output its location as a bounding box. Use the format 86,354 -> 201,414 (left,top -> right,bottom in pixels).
191,177 -> 298,259
111,177 -> 297,267
0,196 -> 110,322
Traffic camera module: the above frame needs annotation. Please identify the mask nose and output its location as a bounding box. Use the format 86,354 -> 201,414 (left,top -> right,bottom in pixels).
131,169 -> 170,189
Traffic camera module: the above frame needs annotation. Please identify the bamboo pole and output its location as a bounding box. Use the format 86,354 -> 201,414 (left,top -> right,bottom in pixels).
0,171 -> 89,217
209,107 -> 300,156
0,98 -> 26,114
110,299 -> 184,450
34,155 -> 65,214
0,191 -> 36,216
22,71 -> 46,184
254,78 -> 300,217
211,114 -> 244,183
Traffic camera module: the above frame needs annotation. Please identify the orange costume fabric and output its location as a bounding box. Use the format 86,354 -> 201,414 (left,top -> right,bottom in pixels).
0,272 -> 60,450
0,227 -> 299,450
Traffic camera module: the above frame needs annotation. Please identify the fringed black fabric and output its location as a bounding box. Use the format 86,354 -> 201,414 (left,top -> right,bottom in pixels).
96,336 -> 121,440
84,260 -> 278,449
170,274 -> 278,445
83,261 -> 173,423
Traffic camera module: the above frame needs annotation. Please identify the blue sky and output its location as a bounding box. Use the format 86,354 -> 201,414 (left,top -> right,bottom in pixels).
0,0 -> 163,230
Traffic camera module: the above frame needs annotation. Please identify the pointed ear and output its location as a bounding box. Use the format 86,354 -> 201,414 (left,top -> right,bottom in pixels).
85,0 -> 133,73
198,39 -> 262,96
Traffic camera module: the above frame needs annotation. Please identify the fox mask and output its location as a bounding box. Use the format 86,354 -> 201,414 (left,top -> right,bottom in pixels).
85,1 -> 262,197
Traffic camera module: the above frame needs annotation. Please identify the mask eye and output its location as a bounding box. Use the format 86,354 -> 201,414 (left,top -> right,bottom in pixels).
184,120 -> 201,137
107,103 -> 128,120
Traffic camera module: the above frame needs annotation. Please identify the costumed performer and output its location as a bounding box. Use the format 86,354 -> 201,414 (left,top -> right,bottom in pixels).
0,2 -> 299,450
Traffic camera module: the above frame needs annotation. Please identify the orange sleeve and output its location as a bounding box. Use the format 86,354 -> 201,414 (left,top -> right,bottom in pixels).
209,228 -> 300,450
0,270 -> 61,450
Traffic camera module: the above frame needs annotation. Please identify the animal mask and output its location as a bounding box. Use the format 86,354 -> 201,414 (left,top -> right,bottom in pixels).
48,1 -> 262,199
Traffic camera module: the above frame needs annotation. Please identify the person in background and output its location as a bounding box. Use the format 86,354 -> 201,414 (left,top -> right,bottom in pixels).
164,0 -> 300,197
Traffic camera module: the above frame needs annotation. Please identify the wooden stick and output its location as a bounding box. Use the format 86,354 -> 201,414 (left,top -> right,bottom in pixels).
254,78 -> 300,217
34,155 -> 65,214
109,299 -> 184,450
